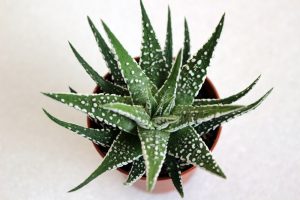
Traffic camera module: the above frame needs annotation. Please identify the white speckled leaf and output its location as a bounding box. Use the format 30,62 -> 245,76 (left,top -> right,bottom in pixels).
101,103 -> 154,129
140,0 -> 167,88
43,109 -> 118,147
43,93 -> 136,133
182,18 -> 191,66
195,89 -> 273,135
167,104 -> 242,132
176,14 -> 225,105
124,156 -> 145,186
87,17 -> 125,86
194,75 -> 261,106
137,127 -> 170,191
165,156 -> 184,198
152,115 -> 179,130
68,42 -> 128,95
164,7 -> 173,72
101,21 -> 157,112
155,49 -> 182,115
168,126 -> 226,178
69,132 -> 142,192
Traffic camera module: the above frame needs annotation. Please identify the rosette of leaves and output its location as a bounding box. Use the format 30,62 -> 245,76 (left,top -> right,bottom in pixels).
43,1 -> 272,197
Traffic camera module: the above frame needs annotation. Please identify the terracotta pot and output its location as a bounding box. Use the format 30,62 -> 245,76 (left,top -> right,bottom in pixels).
87,64 -> 222,193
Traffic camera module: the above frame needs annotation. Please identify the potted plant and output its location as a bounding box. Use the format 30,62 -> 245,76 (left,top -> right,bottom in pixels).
43,0 -> 272,197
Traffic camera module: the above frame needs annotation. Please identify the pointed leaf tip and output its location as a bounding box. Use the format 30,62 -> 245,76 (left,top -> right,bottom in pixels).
68,132 -> 142,192
68,86 -> 77,93
194,75 -> 262,106
140,0 -> 167,88
42,92 -> 52,98
176,14 -> 225,105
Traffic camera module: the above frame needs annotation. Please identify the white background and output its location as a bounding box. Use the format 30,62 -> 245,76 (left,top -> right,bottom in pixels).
1,0 -> 300,199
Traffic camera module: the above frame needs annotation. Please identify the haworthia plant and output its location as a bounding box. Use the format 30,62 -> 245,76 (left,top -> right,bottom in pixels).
43,1 -> 272,197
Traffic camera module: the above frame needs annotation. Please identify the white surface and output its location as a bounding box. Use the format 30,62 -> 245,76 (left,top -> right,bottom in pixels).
1,0 -> 300,199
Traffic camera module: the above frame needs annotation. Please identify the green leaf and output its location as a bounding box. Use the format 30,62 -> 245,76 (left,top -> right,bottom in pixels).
168,126 -> 226,178
140,0 -> 168,88
137,127 -> 170,191
167,104 -> 243,132
195,89 -> 273,135
43,93 -> 136,133
164,6 -> 173,71
155,49 -> 182,115
124,156 -> 145,186
165,156 -> 184,198
194,75 -> 261,106
176,14 -> 225,105
162,96 -> 176,116
69,132 -> 142,192
182,18 -> 191,66
87,16 -> 125,86
101,20 -> 158,113
101,103 -> 154,129
43,109 -> 118,147
68,42 -> 128,95
152,115 -> 179,130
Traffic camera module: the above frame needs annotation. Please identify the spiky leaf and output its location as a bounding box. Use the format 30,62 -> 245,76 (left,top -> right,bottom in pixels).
176,14 -> 225,105
195,89 -> 273,135
140,0 -> 167,87
69,42 -> 128,95
167,104 -> 242,132
155,49 -> 182,115
43,109 -> 118,147
182,18 -> 191,66
165,156 -> 184,197
87,17 -> 125,86
69,132 -> 142,192
101,21 -> 157,113
168,126 -> 226,178
43,93 -> 136,133
194,75 -> 261,106
124,156 -> 145,186
137,127 -> 170,191
101,103 -> 154,129
164,7 -> 173,71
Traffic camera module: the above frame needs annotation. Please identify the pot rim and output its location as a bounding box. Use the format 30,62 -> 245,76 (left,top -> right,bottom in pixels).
87,75 -> 222,181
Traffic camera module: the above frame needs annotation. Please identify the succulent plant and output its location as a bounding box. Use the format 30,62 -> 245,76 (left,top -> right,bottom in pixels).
43,0 -> 272,197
